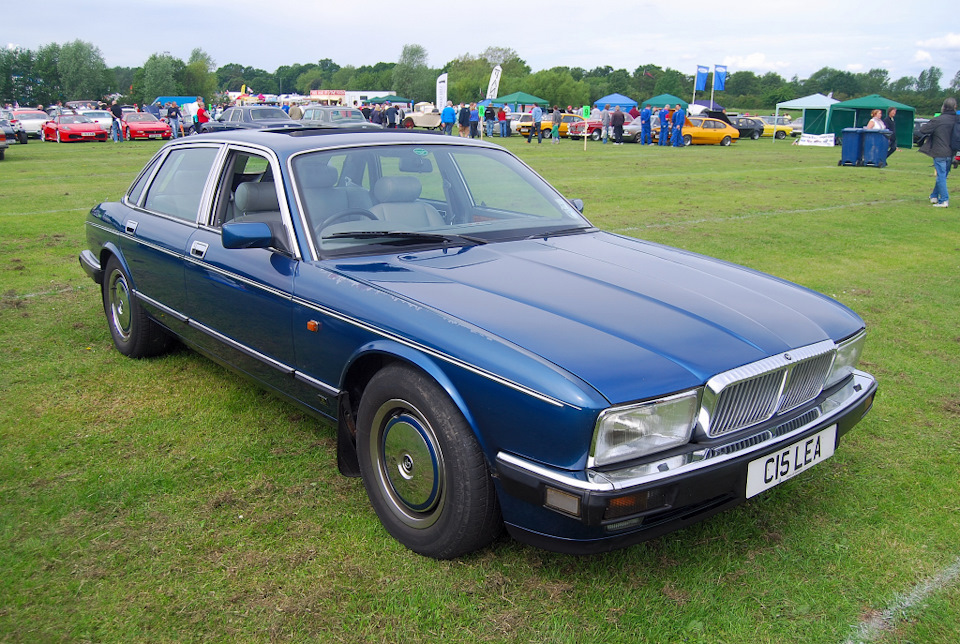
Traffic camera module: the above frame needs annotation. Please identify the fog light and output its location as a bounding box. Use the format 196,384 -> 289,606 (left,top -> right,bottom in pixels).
604,488 -> 667,520
544,487 -> 581,517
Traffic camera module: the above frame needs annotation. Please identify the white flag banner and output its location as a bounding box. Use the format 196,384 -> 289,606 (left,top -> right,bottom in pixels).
486,65 -> 502,100
436,73 -> 448,109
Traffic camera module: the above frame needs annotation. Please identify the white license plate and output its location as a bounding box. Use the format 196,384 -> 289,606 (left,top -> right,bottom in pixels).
149,134 -> 160,139
745,425 -> 836,498
81,132 -> 94,136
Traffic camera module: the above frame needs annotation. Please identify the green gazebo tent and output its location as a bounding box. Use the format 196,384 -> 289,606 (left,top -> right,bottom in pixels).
495,91 -> 549,108
641,94 -> 688,109
774,93 -> 838,136
827,94 -> 916,149
368,95 -> 411,104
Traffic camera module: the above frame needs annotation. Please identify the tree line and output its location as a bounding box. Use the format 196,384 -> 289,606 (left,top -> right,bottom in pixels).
2,41 -> 958,115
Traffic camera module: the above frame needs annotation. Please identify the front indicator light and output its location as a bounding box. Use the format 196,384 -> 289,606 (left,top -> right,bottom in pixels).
604,488 -> 668,520
544,487 -> 581,517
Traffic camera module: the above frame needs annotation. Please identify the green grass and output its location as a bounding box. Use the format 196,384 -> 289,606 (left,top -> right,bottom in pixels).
1,135 -> 958,643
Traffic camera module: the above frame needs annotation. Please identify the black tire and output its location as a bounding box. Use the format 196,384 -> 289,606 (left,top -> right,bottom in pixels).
751,131 -> 760,140
102,256 -> 173,358
720,136 -> 732,146
775,130 -> 786,140
18,132 -> 27,144
0,149 -> 4,160
682,134 -> 692,146
590,129 -> 601,141
357,363 -> 502,559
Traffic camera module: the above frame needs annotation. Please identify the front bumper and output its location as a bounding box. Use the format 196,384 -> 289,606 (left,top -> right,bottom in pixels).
496,370 -> 877,554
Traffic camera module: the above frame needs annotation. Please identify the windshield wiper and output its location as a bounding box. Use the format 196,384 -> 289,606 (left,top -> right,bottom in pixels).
524,226 -> 597,240
324,231 -> 488,246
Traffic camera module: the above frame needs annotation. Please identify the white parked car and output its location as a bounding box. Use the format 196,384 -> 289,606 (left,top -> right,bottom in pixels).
79,110 -> 114,132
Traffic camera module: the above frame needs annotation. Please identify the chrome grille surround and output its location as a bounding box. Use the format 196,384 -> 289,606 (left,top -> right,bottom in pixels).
698,340 -> 836,438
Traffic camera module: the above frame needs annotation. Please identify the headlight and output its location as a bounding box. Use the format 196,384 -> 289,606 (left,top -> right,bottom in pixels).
590,390 -> 699,467
824,330 -> 866,389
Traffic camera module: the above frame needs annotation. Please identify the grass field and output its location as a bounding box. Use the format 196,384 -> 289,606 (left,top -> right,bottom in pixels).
1,133 -> 958,643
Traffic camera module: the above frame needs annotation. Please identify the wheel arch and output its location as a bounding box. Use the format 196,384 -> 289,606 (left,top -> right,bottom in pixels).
335,340 -> 484,477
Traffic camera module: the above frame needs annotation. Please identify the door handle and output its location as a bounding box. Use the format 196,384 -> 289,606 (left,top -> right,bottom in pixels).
190,241 -> 208,259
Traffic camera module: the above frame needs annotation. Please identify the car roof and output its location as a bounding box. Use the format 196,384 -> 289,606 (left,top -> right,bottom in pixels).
165,127 -> 502,157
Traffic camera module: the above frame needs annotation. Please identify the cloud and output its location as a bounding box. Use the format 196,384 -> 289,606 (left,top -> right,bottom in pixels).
722,53 -> 791,73
846,63 -> 864,72
915,33 -> 960,50
913,50 -> 933,63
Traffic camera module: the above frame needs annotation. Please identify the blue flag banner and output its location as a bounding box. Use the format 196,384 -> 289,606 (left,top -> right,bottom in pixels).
695,66 -> 709,92
714,65 -> 727,91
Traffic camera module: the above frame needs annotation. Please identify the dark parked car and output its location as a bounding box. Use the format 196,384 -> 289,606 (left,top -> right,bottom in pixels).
80,129 -> 877,558
0,128 -> 7,159
200,105 -> 306,133
299,105 -> 382,130
716,114 -> 765,140
0,109 -> 28,144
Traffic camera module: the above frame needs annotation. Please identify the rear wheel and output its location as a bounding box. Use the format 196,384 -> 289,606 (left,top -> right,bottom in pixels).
682,134 -> 692,146
751,131 -> 760,140
775,130 -> 786,139
18,131 -> 28,144
357,363 -> 502,559
720,136 -> 732,146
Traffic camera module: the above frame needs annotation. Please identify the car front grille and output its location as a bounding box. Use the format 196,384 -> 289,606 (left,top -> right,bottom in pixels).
698,340 -> 836,438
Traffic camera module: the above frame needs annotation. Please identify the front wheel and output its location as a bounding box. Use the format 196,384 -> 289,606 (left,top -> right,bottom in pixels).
18,131 -> 28,144
102,257 -> 173,358
56,130 -> 62,143
357,363 -> 502,559
590,129 -> 601,141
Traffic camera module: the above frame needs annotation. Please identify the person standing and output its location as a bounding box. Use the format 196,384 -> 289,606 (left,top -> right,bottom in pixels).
918,97 -> 958,208
288,102 -> 303,120
484,105 -> 497,137
640,104 -> 652,145
497,107 -> 508,137
865,109 -> 885,130
671,104 -> 686,147
601,104 -> 611,144
109,100 -> 124,142
658,106 -> 671,146
551,106 -> 562,144
440,101 -> 456,135
384,102 -> 398,128
167,102 -> 182,138
527,104 -> 543,143
469,102 -> 479,138
458,103 -> 470,137
882,107 -> 898,158
611,106 -> 625,145
194,97 -> 209,134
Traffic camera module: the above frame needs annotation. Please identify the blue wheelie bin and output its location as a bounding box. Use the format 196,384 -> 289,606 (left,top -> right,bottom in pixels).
838,128 -> 864,166
861,128 -> 891,167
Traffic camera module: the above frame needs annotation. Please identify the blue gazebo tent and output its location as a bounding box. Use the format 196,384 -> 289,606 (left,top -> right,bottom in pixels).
593,93 -> 638,111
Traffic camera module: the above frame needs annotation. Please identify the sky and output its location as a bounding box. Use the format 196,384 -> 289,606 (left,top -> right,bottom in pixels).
7,0 -> 960,90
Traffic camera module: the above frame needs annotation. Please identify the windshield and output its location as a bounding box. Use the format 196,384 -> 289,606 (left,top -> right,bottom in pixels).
292,143 -> 592,256
326,109 -> 366,123
126,113 -> 158,122
60,115 -> 92,124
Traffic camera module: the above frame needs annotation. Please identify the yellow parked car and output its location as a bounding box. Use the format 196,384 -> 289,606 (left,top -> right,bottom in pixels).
755,115 -> 793,139
648,116 -> 740,146
515,112 -> 586,138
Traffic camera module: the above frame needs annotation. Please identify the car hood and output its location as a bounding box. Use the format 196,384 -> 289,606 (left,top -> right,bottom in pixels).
331,232 -> 863,404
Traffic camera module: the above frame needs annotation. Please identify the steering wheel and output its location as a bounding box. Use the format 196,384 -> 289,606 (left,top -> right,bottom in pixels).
320,209 -> 379,230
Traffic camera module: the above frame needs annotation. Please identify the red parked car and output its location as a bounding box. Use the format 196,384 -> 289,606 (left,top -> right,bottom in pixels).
567,113 -> 634,140
40,114 -> 108,142
122,113 -> 173,140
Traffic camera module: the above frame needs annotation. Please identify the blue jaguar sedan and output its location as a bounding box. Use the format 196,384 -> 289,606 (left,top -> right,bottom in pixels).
80,128 -> 877,558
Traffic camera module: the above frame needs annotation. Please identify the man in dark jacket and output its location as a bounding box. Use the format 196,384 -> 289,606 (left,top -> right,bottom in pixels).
918,97 -> 957,208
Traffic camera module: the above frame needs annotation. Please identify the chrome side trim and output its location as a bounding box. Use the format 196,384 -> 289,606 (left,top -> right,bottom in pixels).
497,371 -> 875,493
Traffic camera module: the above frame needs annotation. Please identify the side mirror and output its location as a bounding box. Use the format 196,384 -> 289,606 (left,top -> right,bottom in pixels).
222,221 -> 275,249
570,198 -> 584,213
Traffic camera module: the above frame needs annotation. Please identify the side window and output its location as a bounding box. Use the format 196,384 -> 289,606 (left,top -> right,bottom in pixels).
127,155 -> 161,205
212,151 -> 275,227
143,147 -> 219,222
